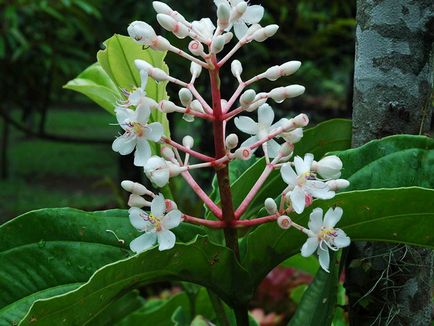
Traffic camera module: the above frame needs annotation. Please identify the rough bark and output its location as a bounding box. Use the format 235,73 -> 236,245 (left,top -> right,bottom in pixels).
346,0 -> 434,325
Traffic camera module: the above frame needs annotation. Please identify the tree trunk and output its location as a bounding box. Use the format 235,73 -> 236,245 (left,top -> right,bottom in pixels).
346,0 -> 434,325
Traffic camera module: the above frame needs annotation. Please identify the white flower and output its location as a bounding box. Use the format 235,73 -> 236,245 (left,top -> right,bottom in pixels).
144,156 -> 183,188
234,104 -> 282,158
312,155 -> 343,179
192,18 -> 216,40
281,154 -> 335,214
129,194 -> 182,252
301,207 -> 350,272
120,70 -> 157,110
214,0 -> 264,40
112,105 -> 163,167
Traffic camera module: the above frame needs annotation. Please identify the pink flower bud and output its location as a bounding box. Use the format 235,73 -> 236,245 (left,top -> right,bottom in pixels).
279,142 -> 294,158
165,199 -> 178,211
281,128 -> 303,144
153,1 -> 189,25
161,146 -> 175,161
230,1 -> 248,22
264,65 -> 281,81
127,21 -> 157,45
305,194 -> 313,207
179,88 -> 193,106
240,89 -> 256,107
281,61 -> 301,76
217,3 -> 231,29
121,180 -> 153,196
190,100 -> 205,113
269,85 -> 305,103
151,36 -> 171,51
188,40 -> 205,57
128,194 -> 151,208
134,59 -> 170,81
234,147 -> 253,160
211,35 -> 226,53
231,60 -> 243,79
245,24 -> 261,39
277,215 -> 292,229
159,100 -> 182,113
313,155 -> 343,179
225,133 -> 239,150
265,198 -> 278,214
326,179 -> 350,191
251,24 -> 279,42
292,113 -> 309,127
182,135 -> 194,148
157,14 -> 189,39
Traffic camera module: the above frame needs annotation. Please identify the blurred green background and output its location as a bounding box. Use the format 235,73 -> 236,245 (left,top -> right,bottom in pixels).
0,0 -> 356,221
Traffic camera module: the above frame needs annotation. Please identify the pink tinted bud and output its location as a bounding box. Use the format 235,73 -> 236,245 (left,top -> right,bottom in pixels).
188,40 -> 205,57
211,35 -> 226,53
264,65 -> 281,81
326,179 -> 350,191
135,59 -> 169,81
265,198 -> 278,214
245,24 -> 261,38
161,146 -> 175,161
127,21 -> 157,45
313,155 -> 343,179
121,180 -> 152,196
234,147 -> 253,160
281,61 -> 301,76
240,89 -> 256,107
305,194 -> 313,208
277,215 -> 292,229
190,100 -> 205,113
159,100 -> 181,113
182,135 -> 194,148
152,36 -> 171,51
279,142 -> 294,158
157,14 -> 189,39
231,60 -> 243,79
269,85 -> 305,103
217,3 -> 231,29
251,24 -> 279,42
230,1 -> 248,22
225,133 -> 239,150
179,88 -> 193,106
190,62 -> 202,78
153,2 -> 189,25
282,128 -> 303,144
128,194 -> 151,208
293,113 -> 309,127
165,199 -> 178,211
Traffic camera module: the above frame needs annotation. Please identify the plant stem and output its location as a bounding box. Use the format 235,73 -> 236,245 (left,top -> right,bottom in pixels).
207,289 -> 231,326
234,305 -> 249,326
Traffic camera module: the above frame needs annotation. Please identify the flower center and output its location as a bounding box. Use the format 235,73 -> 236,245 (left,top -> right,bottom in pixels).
319,226 -> 337,241
145,213 -> 162,232
129,122 -> 146,137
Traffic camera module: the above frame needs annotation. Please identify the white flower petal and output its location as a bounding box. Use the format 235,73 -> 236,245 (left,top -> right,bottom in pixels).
266,138 -> 280,158
318,247 -> 330,272
293,156 -> 306,175
128,207 -> 151,230
152,170 -> 170,188
115,107 -> 134,127
305,180 -> 335,199
281,163 -> 297,187
112,135 -> 136,155
140,70 -> 148,90
308,208 -> 323,234
258,104 -> 274,127
157,230 -> 176,250
303,153 -> 314,171
130,232 -> 157,253
323,207 -> 343,228
301,237 -> 319,257
242,5 -> 264,24
234,21 -> 249,40
135,104 -> 150,123
234,116 -> 259,134
162,210 -> 182,229
134,140 -> 151,166
214,0 -> 228,6
146,122 -> 164,142
151,194 -> 166,217
290,186 -> 306,214
334,229 -> 351,248
239,135 -> 259,149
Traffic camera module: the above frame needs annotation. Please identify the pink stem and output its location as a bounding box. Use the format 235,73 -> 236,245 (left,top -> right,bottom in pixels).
234,164 -> 274,219
248,127 -> 285,150
223,106 -> 246,121
183,214 -> 225,228
162,137 -> 214,162
181,171 -> 223,219
224,83 -> 245,113
233,214 -> 279,228
184,107 -> 215,121
188,84 -> 213,114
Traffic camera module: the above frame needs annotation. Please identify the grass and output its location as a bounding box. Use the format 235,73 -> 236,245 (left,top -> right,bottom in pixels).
0,107 -> 122,221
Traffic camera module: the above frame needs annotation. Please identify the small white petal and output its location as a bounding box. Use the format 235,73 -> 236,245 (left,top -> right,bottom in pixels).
152,170 -> 170,188
130,232 -> 157,253
214,0 -> 228,6
334,229 -> 351,248
239,135 -> 259,149
157,230 -> 176,250
293,156 -> 306,175
290,186 -> 306,214
139,70 -> 148,90
303,153 -> 314,171
162,210 -> 182,229
305,180 -> 335,199
242,5 -> 264,24
318,247 -> 330,272
115,108 -> 134,127
281,163 -> 297,187
308,208 -> 323,234
112,135 -> 136,155
257,104 -> 274,127
301,237 -> 319,257
234,116 -> 259,134
134,140 -> 151,166
266,138 -> 280,158
146,122 -> 164,142
151,194 -> 166,217
128,207 -> 150,230
323,207 -> 343,228
233,21 -> 249,40
135,104 -> 150,123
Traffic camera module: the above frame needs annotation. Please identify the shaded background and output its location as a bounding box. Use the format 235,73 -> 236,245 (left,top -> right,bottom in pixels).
0,0 -> 356,221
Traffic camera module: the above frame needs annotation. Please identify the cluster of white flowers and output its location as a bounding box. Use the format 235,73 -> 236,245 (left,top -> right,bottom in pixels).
110,0 -> 351,272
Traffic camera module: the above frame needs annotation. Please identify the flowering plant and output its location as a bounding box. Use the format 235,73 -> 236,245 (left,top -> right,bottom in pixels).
2,1 -> 434,325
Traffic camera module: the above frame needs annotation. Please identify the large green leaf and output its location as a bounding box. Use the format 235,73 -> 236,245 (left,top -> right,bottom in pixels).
20,236 -> 251,325
0,208 -> 204,325
288,254 -> 338,326
206,119 -> 352,221
336,135 -> 434,190
240,187 -> 434,286
63,62 -> 121,114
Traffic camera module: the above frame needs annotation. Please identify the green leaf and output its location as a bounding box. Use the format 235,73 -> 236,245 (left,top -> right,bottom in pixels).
20,236 -> 252,324
336,135 -> 434,190
288,253 -> 338,326
206,119 -> 352,221
64,62 -> 121,114
0,208 -> 204,324
240,187 -> 434,286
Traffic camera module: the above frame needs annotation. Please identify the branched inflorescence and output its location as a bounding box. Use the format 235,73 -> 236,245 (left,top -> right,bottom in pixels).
111,0 -> 350,272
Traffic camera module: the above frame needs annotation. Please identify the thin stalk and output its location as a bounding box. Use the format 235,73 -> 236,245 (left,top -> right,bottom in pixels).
207,289 -> 231,326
